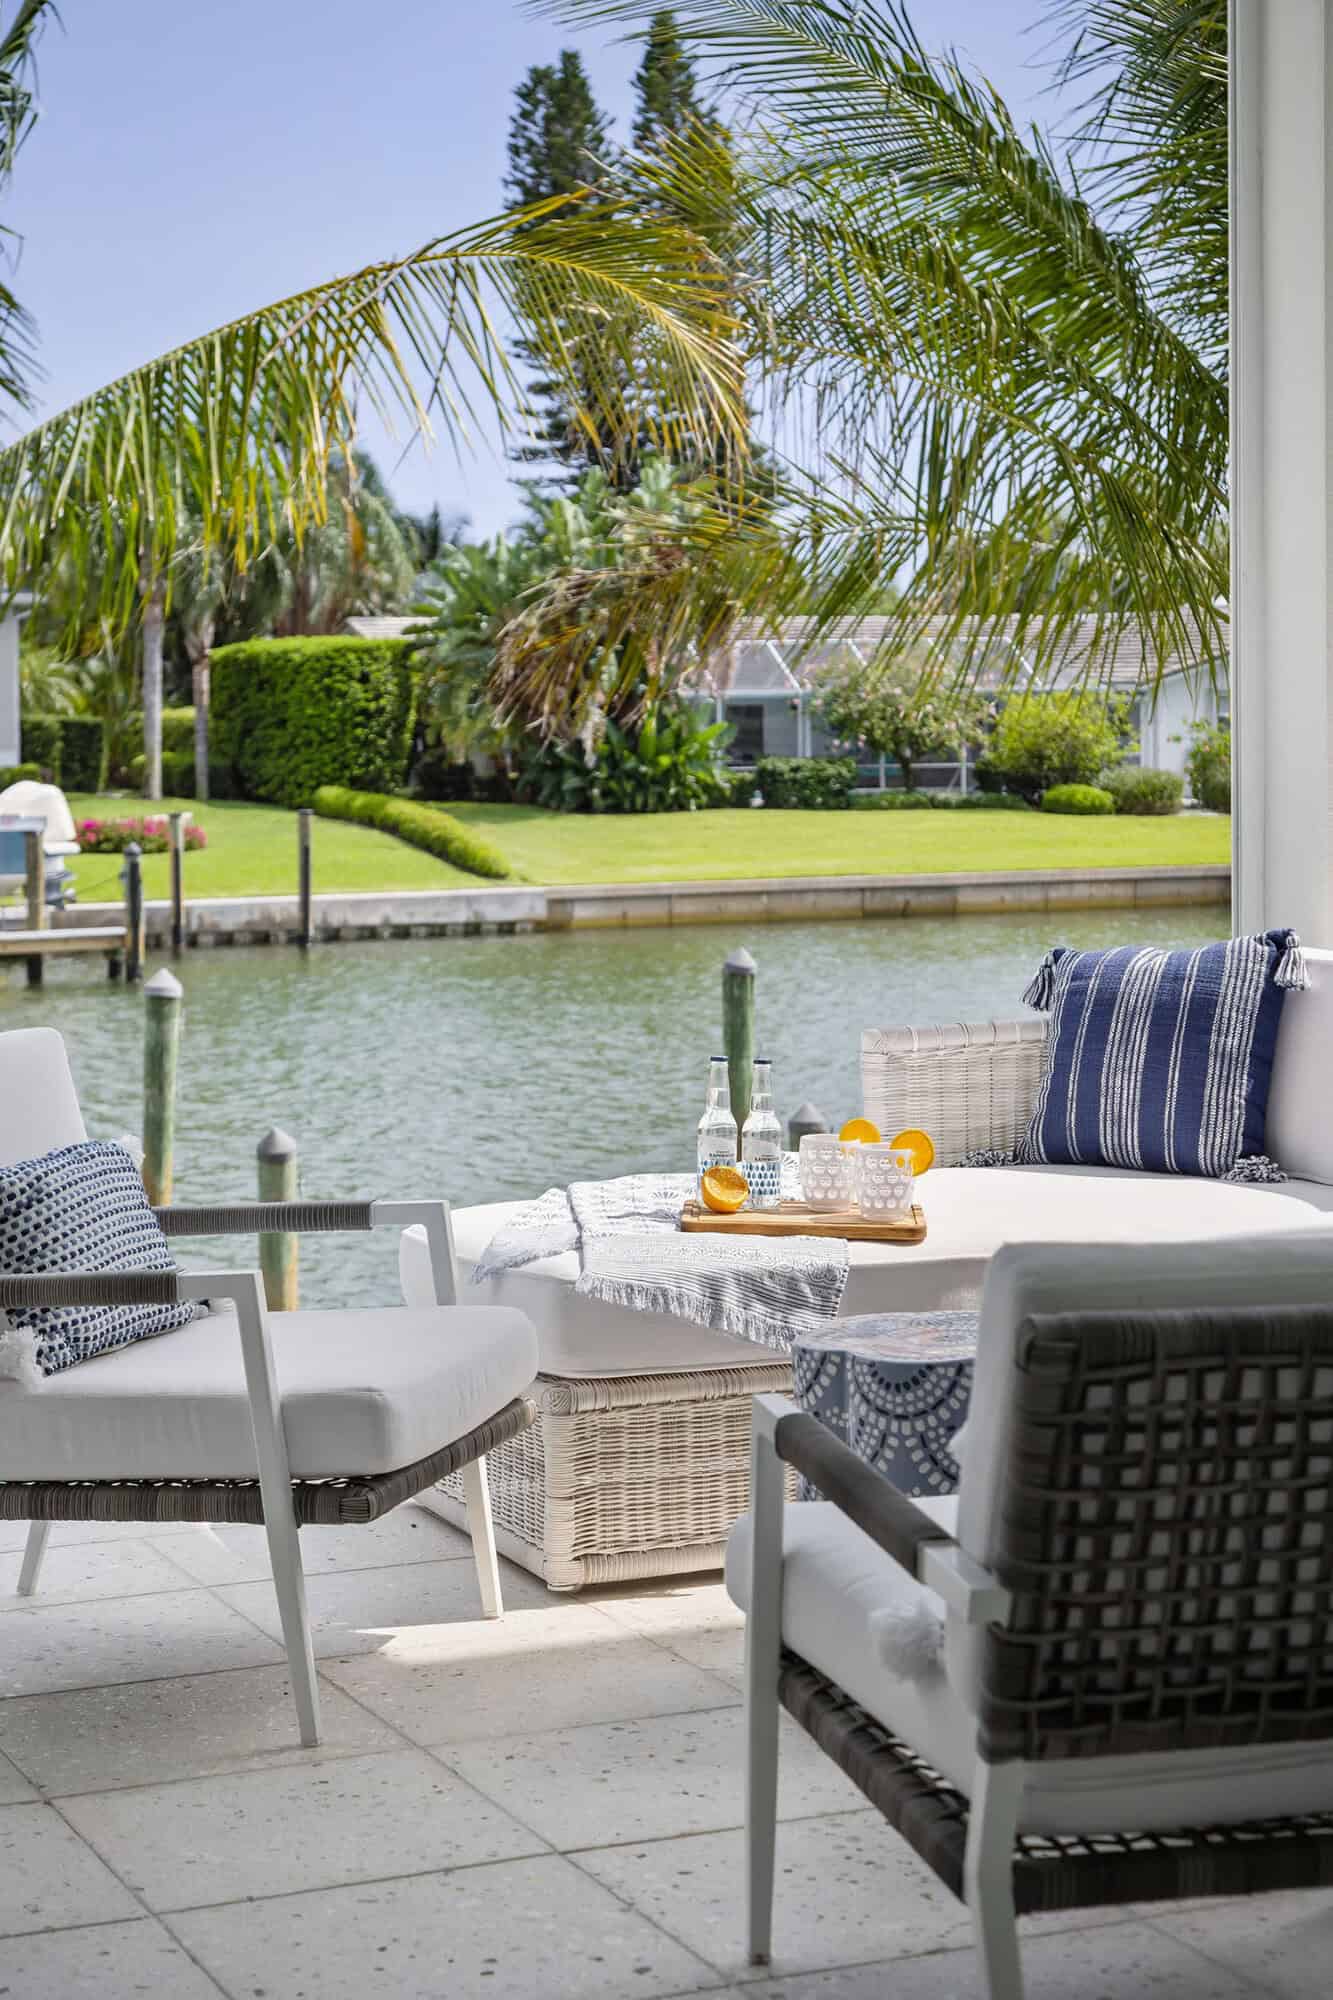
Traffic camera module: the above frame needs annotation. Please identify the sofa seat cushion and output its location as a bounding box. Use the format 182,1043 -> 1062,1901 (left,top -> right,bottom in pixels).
0,1303 -> 538,1481
727,1501 -> 1333,1835
453,1171 -> 1333,1369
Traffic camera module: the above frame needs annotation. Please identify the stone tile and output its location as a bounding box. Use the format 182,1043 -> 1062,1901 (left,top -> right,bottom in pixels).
0,1589 -> 283,1697
745,1919 -> 1268,1997
442,1707 -> 861,1850
589,1579 -> 747,1678
0,1518 -> 199,1554
0,1749 -> 37,1804
0,1663 -> 398,1795
1153,1888 -> 1333,1998
61,1748 -> 547,1912
0,1801 -> 139,1937
216,1556 -> 558,1659
0,1916 -> 226,1997
323,1601 -> 738,1744
171,1853 -> 719,2000
160,1506 -> 472,1586
577,1811 -> 969,1981
0,1538 -> 205,1609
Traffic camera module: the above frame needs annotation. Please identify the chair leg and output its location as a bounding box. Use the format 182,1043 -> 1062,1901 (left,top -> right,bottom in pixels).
263,1502 -> 320,1749
964,1761 -> 1025,2000
461,1455 -> 503,1619
746,1401 -> 788,1967
17,1521 -> 51,1596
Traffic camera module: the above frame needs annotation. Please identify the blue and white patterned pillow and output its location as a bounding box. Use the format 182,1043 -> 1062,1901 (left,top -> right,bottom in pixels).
1016,930 -> 1307,1179
0,1140 -> 196,1381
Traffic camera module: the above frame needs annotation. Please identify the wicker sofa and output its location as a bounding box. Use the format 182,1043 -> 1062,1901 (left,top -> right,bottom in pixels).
409,946 -> 1333,1592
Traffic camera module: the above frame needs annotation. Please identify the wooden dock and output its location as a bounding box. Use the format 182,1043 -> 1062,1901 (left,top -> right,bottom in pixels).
0,925 -> 127,985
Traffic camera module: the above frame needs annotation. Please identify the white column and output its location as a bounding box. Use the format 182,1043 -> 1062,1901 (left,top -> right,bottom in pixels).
1230,0 -> 1333,942
0,612 -> 19,768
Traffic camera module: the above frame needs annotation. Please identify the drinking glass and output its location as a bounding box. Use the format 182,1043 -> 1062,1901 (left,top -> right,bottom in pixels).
799,1132 -> 855,1210
855,1142 -> 916,1221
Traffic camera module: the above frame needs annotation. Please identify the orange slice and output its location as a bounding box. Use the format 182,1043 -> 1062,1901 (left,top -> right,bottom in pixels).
700,1164 -> 749,1214
838,1116 -> 881,1144
890,1128 -> 935,1175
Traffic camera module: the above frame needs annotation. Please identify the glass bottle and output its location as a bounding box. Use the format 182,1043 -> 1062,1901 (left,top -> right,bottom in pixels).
697,1055 -> 738,1189
741,1057 -> 783,1209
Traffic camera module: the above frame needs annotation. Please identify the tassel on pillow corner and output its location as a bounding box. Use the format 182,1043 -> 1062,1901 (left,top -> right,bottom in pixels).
869,1598 -> 947,1684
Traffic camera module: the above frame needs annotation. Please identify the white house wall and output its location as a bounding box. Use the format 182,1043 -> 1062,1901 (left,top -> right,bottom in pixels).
0,615 -> 20,768
1135,675 -> 1224,781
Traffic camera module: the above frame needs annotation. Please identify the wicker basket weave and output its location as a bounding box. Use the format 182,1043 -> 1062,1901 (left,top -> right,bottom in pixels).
431,1358 -> 795,1591
861,1018 -> 1049,1164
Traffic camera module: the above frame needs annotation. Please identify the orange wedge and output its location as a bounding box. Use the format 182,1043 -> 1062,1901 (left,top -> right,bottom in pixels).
838,1116 -> 881,1144
890,1128 -> 935,1175
700,1164 -> 749,1214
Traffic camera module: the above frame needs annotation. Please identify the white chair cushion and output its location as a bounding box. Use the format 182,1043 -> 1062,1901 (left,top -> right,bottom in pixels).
1266,945 -> 1333,1182
0,1028 -> 86,1167
452,1169 -> 1333,1370
0,1302 -> 538,1480
727,1500 -> 1333,1835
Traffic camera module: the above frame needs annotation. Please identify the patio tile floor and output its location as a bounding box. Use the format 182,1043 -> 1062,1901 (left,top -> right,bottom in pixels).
0,1510 -> 1328,1998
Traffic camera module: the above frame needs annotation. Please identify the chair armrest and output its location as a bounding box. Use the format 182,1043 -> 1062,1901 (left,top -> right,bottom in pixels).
153,1199 -> 461,1309
753,1394 -> 1010,1624
0,1269 -> 185,1309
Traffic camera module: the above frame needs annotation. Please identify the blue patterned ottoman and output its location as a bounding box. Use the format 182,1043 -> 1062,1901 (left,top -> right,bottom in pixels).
792,1312 -> 978,1497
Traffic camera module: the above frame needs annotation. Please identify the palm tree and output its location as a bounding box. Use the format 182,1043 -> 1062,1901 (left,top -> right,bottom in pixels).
543,0 -> 1228,691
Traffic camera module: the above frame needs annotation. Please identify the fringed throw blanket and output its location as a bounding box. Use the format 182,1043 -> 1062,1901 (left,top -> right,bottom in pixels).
471,1160 -> 848,1354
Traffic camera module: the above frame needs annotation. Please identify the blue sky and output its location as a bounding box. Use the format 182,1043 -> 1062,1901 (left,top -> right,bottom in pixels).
9,1 -> 1060,537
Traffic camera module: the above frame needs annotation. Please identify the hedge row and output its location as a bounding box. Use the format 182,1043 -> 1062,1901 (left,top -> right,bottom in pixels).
17,715 -> 104,790
851,789 -> 1033,812
0,762 -> 40,788
751,756 -> 857,809
312,787 -> 509,881
210,639 -> 416,807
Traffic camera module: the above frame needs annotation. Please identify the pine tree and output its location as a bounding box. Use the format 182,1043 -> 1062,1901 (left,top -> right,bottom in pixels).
504,53 -> 617,481
631,11 -> 710,151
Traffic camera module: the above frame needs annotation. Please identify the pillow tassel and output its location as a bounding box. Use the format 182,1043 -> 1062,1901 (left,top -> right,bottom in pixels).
1021,949 -> 1062,1012
0,1322 -> 43,1391
1273,930 -> 1310,990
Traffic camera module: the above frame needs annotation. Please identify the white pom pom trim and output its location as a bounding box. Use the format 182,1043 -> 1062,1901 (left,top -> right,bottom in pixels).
868,1597 -> 945,1683
0,1323 -> 44,1390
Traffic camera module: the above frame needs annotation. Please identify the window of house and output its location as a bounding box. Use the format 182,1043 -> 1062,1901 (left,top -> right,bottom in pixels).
728,703 -> 766,764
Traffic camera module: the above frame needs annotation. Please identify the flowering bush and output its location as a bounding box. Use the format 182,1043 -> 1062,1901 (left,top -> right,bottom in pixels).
76,817 -> 207,855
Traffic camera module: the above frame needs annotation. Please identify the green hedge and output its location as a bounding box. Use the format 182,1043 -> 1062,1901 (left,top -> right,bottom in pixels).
851,789 -> 1034,812
161,707 -> 196,756
1041,782 -> 1115,816
0,762 -> 40,788
129,750 -> 197,796
753,756 -> 856,809
15,714 -> 106,790
1098,765 -> 1183,816
312,786 -> 509,880
209,639 -> 417,806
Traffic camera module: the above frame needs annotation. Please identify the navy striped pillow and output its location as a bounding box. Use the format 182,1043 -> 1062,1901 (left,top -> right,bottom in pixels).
1016,931 -> 1307,1179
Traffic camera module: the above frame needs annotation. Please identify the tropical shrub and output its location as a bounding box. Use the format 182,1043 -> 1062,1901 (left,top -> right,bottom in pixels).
161,708 -> 196,756
752,756 -> 856,809
209,638 -> 417,806
77,816 -> 207,854
984,693 -> 1135,805
516,704 -> 732,814
850,788 -> 1033,811
1185,723 -> 1231,812
59,717 -> 105,791
1041,783 -> 1115,816
0,762 -> 40,788
1099,765 -> 1183,816
131,750 -> 196,796
311,786 -> 509,880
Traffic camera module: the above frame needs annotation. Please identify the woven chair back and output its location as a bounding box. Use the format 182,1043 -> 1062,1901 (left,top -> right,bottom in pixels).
860,1020 -> 1048,1165
979,1305 -> 1333,1766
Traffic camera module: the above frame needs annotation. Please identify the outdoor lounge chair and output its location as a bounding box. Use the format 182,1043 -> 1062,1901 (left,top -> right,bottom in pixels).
731,1233 -> 1333,1998
0,1026 -> 539,1747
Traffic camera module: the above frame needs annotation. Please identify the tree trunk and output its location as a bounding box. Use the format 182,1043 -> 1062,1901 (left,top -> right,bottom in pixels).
140,577 -> 167,801
190,622 -> 214,803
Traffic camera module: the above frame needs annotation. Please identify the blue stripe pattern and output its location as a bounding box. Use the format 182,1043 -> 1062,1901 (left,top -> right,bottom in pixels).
1016,930 -> 1306,1179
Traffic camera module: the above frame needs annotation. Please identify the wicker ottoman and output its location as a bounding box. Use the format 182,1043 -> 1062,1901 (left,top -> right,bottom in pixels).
428,1356 -> 795,1591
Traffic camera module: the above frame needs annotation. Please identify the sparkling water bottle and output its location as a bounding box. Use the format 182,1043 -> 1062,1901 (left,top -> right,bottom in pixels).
697,1055 -> 738,1189
742,1057 -> 783,1209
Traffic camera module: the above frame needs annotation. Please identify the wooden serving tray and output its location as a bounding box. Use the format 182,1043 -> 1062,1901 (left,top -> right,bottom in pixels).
680,1199 -> 927,1244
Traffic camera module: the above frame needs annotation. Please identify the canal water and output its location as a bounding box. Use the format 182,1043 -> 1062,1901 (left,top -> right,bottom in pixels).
7,906 -> 1225,1306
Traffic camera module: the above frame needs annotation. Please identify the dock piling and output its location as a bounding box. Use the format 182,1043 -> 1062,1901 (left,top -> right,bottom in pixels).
142,968 -> 183,1205
258,1127 -> 299,1310
298,809 -> 313,949
124,843 -> 145,983
168,812 -> 187,958
788,1101 -> 830,1148
722,946 -> 756,1132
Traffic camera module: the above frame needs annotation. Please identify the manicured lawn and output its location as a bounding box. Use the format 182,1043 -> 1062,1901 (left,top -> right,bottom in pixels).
446,801 -> 1231,884
66,796 -> 476,901
63,793 -> 1230,902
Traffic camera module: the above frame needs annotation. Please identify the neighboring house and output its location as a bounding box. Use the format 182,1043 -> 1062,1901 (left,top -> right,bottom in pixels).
0,599 -> 34,770
692,616 -> 1227,787
341,615 -> 419,642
